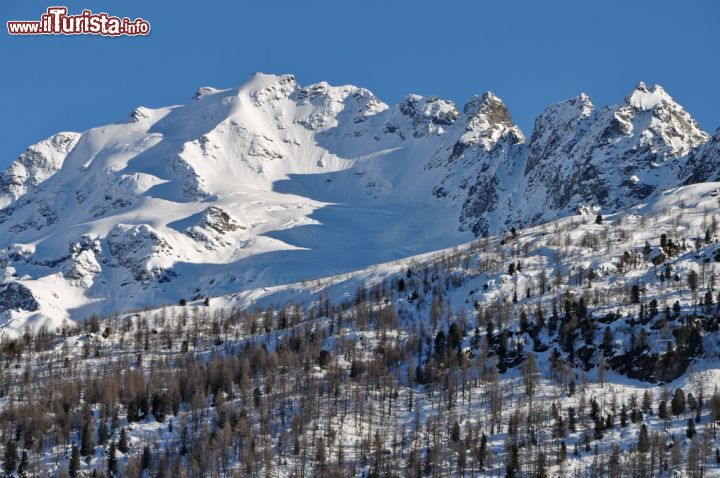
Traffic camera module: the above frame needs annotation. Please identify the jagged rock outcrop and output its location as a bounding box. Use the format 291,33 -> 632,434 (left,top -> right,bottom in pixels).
0,282 -> 39,313
515,83 -> 710,226
398,94 -> 459,138
63,236 -> 103,288
185,206 -> 246,250
682,130 -> 720,184
0,132 -> 80,208
427,92 -> 525,235
107,224 -> 174,282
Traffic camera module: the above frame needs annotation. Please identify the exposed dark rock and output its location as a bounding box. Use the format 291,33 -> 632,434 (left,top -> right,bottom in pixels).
0,282 -> 39,313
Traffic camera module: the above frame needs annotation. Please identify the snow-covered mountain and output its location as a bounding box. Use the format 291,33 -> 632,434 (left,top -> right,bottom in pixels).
682,128 -> 720,184
520,82 -> 709,225
0,132 -> 80,208
0,73 -> 716,333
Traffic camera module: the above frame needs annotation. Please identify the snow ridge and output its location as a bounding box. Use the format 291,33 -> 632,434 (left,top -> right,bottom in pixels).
0,73 -> 717,332
0,132 -> 80,209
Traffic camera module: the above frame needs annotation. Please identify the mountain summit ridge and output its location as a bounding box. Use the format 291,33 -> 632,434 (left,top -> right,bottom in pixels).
0,73 -> 717,332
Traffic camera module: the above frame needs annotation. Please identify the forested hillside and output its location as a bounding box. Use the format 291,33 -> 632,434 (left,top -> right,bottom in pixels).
2,183 -> 720,476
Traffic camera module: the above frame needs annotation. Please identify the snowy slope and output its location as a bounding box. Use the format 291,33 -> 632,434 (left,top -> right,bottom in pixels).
0,132 -> 80,208
203,181 -> 720,334
0,73 -> 716,333
7,180 -> 720,477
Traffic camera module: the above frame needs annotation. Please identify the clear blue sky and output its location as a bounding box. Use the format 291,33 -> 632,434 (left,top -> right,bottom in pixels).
1,0 -> 718,166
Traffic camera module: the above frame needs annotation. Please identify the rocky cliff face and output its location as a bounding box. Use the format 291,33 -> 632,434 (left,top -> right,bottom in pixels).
517,83 -> 710,227
681,130 -> 720,184
431,92 -> 526,236
0,74 -> 716,331
424,82 -> 713,236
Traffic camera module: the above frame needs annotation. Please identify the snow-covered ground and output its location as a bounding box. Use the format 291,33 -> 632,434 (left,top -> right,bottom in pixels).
3,181 -> 720,476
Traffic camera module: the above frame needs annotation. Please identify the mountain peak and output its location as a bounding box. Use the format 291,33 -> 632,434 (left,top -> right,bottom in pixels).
192,86 -> 221,101
537,93 -> 595,125
245,72 -> 296,89
244,73 -> 299,105
480,91 -> 502,105
617,81 -> 709,158
626,81 -> 673,110
397,94 -> 459,137
0,132 -> 81,209
462,92 -> 505,115
578,92 -> 591,101
459,92 -> 523,150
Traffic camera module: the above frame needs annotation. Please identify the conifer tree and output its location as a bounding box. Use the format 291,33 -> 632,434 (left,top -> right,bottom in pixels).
81,420 -> 95,457
672,388 -> 686,416
107,440 -> 117,476
558,440 -> 567,464
98,421 -> 108,446
638,424 -> 650,453
69,445 -> 80,478
3,440 -> 17,477
536,451 -> 547,478
686,418 -> 696,439
118,428 -> 129,454
141,445 -> 152,470
450,421 -> 461,444
506,442 -> 519,478
17,451 -> 28,478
